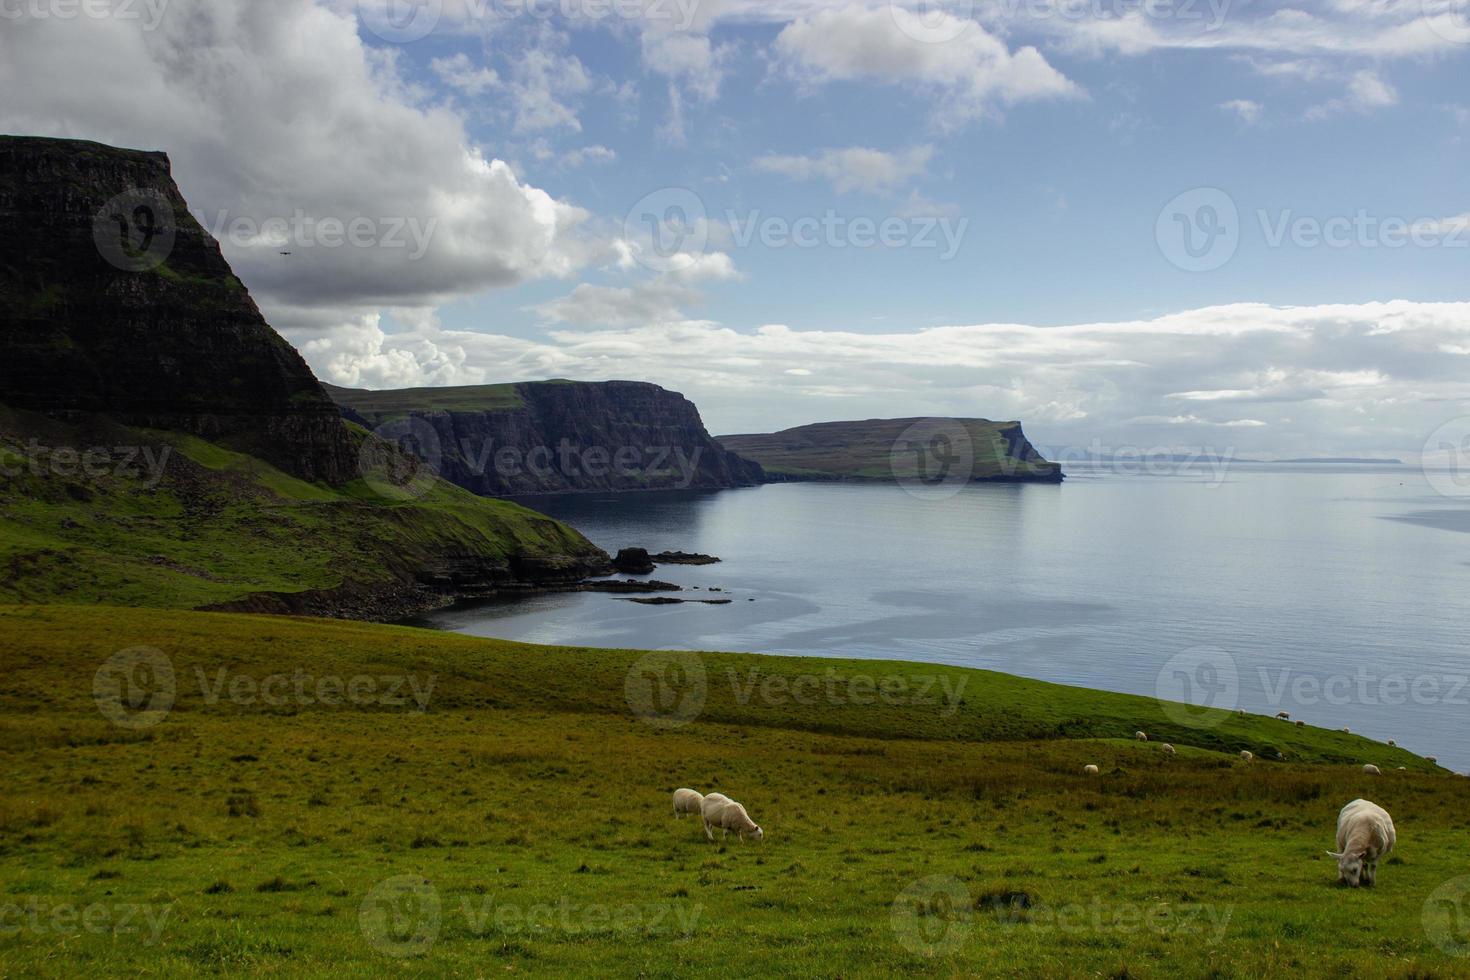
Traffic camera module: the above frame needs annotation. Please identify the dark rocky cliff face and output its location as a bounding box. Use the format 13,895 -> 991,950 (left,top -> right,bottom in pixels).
328,380 -> 766,495
0,135 -> 355,484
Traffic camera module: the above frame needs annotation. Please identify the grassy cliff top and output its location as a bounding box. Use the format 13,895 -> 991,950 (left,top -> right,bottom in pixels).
324,379 -> 660,422
0,404 -> 603,613
323,382 -> 527,419
0,605 -> 1462,975
719,417 -> 1062,481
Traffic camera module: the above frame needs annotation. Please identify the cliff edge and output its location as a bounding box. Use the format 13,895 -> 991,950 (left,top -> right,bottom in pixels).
327,380 -> 766,495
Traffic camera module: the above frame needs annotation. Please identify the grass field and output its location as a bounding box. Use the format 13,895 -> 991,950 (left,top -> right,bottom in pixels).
0,406 -> 603,610
3,605 -> 1469,977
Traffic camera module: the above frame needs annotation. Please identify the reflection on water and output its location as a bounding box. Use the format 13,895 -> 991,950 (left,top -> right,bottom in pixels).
421,467 -> 1470,769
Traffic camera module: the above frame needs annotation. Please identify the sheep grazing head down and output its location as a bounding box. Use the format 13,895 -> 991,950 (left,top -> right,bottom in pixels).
1328,848 -> 1367,887
748,824 -> 765,842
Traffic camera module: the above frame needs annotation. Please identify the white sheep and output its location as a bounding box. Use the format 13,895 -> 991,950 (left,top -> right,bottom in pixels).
1239,750 -> 1253,762
1340,727 -> 1350,733
1161,744 -> 1176,756
701,796 -> 763,843
1083,764 -> 1100,775
1328,798 -> 1395,887
1135,731 -> 1148,742
1276,711 -> 1291,721
1396,766 -> 1407,771
672,788 -> 704,818
1362,764 -> 1381,775
1427,757 -> 1438,764
1387,739 -> 1397,747
1236,709 -> 1246,717
1295,720 -> 1306,728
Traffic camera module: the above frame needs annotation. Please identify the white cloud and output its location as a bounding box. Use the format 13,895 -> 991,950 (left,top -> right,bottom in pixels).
638,25 -> 734,143
753,145 -> 934,194
431,52 -> 501,96
0,0 -> 594,331
529,139 -> 617,169
1036,3 -> 1462,59
1307,69 -> 1399,118
640,29 -> 729,102
773,6 -> 1079,126
298,300 -> 1470,457
506,43 -> 594,132
532,249 -> 739,326
1126,415 -> 1268,427
531,282 -> 701,327
1219,99 -> 1263,124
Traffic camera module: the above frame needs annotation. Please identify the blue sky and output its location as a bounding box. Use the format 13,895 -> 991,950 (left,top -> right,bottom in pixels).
4,0 -> 1469,456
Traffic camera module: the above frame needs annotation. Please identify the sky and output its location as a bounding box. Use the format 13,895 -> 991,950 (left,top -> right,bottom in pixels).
2,0 -> 1469,459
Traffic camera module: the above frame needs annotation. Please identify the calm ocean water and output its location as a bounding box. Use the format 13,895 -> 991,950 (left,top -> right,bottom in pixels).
420,465 -> 1470,770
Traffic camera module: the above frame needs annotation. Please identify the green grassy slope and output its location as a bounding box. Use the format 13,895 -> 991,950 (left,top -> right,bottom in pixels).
0,406 -> 604,612
719,418 -> 1062,482
323,382 -> 527,421
1,606 -> 1462,977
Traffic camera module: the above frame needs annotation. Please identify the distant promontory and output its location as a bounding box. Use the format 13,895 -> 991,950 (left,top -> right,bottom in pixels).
718,418 -> 1064,484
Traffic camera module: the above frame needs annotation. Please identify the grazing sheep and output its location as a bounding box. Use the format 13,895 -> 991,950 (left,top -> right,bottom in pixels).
1161,744 -> 1176,756
1276,711 -> 1291,720
1296,720 -> 1306,728
672,788 -> 704,818
1387,739 -> 1397,747
1083,764 -> 1100,775
1239,750 -> 1253,762
1236,709 -> 1246,717
701,796 -> 763,843
1328,799 -> 1396,887
1340,728 -> 1350,734
1396,766 -> 1407,771
1135,731 -> 1148,742
1427,757 -> 1438,764
1362,764 -> 1381,775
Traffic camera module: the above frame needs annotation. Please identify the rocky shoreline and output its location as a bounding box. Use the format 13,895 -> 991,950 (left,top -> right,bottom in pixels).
203,548 -> 728,623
